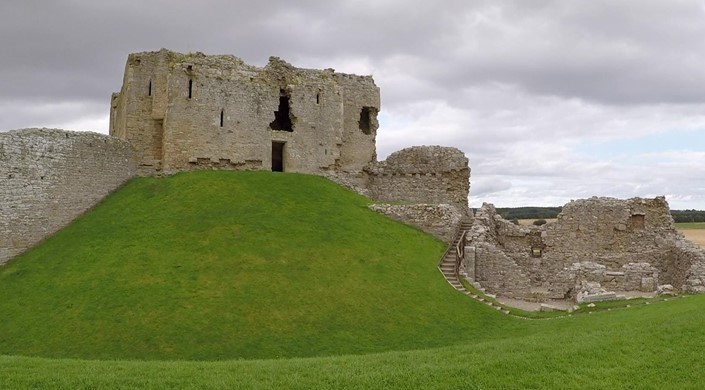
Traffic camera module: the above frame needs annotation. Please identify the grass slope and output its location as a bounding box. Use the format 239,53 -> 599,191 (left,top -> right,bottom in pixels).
2,295 -> 705,389
0,171 -> 510,360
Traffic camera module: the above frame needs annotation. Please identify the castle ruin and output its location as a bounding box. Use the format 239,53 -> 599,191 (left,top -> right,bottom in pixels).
110,49 -> 380,176
2,49 -> 704,307
0,49 -> 470,265
462,197 -> 705,303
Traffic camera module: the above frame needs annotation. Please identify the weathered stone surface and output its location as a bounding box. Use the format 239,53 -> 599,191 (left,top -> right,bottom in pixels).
111,49 -> 380,176
368,203 -> 464,242
576,281 -> 618,303
0,129 -> 136,265
365,146 -> 470,214
464,197 -> 705,302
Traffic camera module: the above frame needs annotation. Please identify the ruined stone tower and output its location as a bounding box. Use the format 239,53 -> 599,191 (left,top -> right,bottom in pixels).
110,49 -> 380,175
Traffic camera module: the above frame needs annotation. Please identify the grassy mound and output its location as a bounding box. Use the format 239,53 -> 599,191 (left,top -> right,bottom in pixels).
0,171 -> 509,360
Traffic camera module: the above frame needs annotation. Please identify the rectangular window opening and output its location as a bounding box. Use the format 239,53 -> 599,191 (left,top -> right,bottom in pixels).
220,109 -> 224,127
188,79 -> 193,99
359,106 -> 374,134
148,80 -> 152,96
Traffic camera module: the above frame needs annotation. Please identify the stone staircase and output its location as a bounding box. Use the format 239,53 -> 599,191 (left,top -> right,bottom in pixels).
438,219 -> 510,314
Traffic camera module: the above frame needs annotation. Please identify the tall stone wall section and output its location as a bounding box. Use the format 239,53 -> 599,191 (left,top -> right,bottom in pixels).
365,146 -> 470,214
110,49 -> 379,176
463,198 -> 705,302
0,129 -> 136,265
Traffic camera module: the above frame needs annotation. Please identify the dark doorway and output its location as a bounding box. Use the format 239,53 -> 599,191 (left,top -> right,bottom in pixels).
272,142 -> 285,172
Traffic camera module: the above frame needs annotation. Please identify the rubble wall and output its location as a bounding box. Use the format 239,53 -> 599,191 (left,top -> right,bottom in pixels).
366,146 -> 470,214
466,197 -> 705,301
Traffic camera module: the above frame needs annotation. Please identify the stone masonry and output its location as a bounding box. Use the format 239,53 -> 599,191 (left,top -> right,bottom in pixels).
110,49 -> 380,176
108,49 -> 471,239
463,197 -> 705,302
0,129 -> 136,265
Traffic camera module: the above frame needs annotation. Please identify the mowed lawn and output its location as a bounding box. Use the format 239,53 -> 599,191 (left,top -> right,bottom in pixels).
1,172 -> 705,388
2,294 -> 705,389
0,171 -> 508,361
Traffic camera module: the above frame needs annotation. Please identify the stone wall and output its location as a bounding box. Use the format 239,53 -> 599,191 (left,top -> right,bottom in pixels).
366,146 -> 470,214
464,197 -> 705,302
368,204 -> 464,242
110,49 -> 380,176
0,129 -> 136,265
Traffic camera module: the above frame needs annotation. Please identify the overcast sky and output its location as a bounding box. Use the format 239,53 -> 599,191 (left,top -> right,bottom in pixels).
2,0 -> 704,209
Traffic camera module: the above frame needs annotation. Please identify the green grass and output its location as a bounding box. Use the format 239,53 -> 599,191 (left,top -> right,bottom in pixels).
0,171 -> 511,361
3,170 -> 705,388
676,222 -> 705,229
2,295 -> 705,389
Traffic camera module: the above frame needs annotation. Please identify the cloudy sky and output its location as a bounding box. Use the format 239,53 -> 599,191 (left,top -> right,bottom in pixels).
2,0 -> 704,209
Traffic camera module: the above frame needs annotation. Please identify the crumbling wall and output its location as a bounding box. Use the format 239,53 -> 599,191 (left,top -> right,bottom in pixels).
368,204 -> 464,242
0,129 -> 136,265
467,197 -> 705,302
111,49 -> 379,176
365,146 -> 470,214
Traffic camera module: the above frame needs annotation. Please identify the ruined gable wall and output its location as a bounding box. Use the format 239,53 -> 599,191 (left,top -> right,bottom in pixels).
0,129 -> 136,265
366,146 -> 470,214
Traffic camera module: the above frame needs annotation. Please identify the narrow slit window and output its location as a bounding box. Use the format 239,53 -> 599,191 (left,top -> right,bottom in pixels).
188,79 -> 193,99
316,92 -> 320,104
220,109 -> 224,127
148,80 -> 152,96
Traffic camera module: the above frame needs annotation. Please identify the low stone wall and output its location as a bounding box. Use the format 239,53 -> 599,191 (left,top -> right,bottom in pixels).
0,129 -> 137,265
366,146 -> 470,214
368,203 -> 464,242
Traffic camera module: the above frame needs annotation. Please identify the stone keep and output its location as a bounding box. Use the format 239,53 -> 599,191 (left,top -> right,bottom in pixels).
110,49 -> 380,175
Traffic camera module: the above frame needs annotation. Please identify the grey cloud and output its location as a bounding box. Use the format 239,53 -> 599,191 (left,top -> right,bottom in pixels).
2,0 -> 704,207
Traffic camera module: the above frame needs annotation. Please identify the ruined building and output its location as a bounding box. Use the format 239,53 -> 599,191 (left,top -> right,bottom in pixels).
462,197 -> 705,303
109,49 -> 380,176
4,49 -> 702,307
0,49 -> 470,265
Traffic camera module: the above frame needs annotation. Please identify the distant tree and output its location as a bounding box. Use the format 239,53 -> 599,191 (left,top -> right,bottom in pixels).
533,219 -> 547,226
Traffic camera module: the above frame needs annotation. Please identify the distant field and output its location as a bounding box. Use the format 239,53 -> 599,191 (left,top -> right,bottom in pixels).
518,219 -> 556,225
677,223 -> 705,248
676,222 -> 705,229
